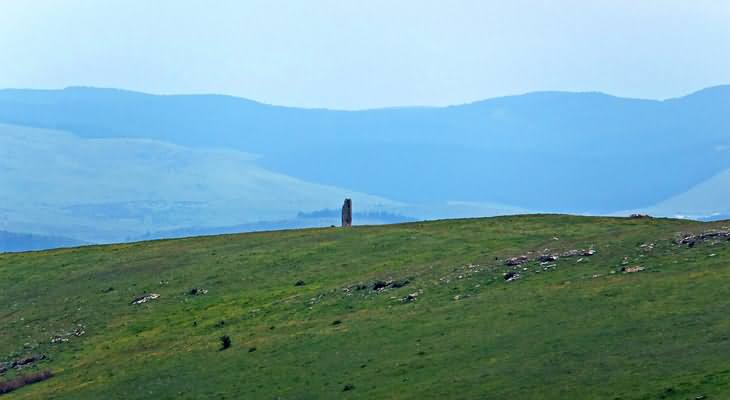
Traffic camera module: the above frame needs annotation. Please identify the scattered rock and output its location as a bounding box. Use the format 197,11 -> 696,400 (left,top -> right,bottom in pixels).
130,293 -> 160,305
541,263 -> 557,271
677,230 -> 730,247
401,292 -> 419,303
639,243 -> 655,251
370,279 -> 409,292
390,279 -> 410,288
562,249 -> 596,257
309,293 -> 326,304
621,266 -> 645,273
536,254 -> 559,262
504,256 -> 529,266
9,355 -> 45,369
188,288 -> 208,296
51,324 -> 85,344
503,271 -> 520,282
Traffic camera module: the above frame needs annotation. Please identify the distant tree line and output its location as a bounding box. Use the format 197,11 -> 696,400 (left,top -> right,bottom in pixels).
296,209 -> 416,223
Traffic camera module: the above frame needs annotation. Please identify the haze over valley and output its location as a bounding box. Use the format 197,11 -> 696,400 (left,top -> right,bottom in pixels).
1,85 -> 729,250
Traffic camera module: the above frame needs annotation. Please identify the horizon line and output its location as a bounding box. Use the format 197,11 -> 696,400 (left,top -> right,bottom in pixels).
1,83 -> 728,112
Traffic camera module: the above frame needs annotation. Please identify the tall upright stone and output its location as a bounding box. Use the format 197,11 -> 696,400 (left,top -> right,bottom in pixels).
341,198 -> 352,227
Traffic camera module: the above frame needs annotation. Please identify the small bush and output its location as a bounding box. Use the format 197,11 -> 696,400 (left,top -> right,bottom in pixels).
0,370 -> 53,395
219,335 -> 231,350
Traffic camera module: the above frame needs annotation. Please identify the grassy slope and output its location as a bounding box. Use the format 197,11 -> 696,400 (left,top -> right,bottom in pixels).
1,215 -> 730,399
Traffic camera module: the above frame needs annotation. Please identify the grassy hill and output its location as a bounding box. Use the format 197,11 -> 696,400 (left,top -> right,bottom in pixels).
2,215 -> 730,399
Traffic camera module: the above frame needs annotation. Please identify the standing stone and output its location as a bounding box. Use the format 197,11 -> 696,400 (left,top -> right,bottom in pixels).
341,198 -> 352,227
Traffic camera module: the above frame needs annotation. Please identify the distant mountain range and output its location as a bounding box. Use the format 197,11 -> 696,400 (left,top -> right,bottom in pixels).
0,230 -> 86,253
1,85 -> 728,250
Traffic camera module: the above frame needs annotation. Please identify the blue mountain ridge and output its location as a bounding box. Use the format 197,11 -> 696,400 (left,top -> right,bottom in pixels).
1,85 -> 729,213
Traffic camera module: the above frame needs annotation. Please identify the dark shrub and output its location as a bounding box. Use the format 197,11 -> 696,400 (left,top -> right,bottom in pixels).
219,335 -> 231,350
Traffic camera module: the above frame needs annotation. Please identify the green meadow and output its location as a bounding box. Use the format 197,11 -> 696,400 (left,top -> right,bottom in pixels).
2,215 -> 730,399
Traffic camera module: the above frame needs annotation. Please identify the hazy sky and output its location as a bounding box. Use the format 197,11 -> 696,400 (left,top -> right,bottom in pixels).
1,0 -> 729,109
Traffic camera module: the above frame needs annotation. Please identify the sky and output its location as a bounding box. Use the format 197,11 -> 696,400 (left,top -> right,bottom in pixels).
1,0 -> 729,109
